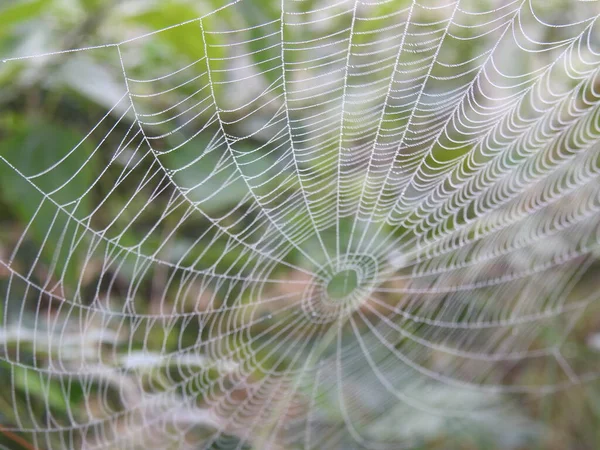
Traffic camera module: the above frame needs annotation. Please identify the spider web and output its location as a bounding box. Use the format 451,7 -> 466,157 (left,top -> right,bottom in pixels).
1,0 -> 600,448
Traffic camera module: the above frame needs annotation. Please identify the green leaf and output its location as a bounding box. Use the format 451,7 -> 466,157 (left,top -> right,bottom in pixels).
126,2 -> 213,63
12,365 -> 70,415
0,118 -> 97,287
0,0 -> 47,30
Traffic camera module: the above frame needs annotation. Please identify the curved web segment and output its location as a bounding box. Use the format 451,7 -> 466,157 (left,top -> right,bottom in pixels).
1,0 -> 600,449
